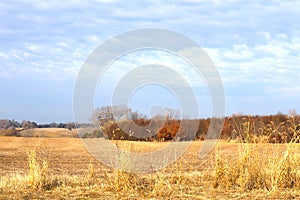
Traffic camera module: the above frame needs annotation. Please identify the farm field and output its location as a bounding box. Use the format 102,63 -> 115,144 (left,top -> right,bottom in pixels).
18,128 -> 78,138
1,136 -> 300,199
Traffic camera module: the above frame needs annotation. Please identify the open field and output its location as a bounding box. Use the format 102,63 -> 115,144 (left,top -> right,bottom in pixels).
19,128 -> 78,138
1,137 -> 300,199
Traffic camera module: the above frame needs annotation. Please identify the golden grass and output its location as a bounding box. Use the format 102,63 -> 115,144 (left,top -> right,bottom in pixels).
212,143 -> 300,191
0,138 -> 300,199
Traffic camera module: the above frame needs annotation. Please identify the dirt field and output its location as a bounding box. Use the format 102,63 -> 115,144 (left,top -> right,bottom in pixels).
0,137 -> 300,199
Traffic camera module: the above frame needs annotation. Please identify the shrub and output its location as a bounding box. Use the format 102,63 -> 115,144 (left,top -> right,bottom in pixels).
0,128 -> 17,136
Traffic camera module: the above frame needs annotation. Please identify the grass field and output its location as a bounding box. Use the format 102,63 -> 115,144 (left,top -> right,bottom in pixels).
1,136 -> 300,199
18,128 -> 78,138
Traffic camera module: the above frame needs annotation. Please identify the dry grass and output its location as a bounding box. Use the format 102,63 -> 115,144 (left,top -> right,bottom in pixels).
212,143 -> 300,191
19,128 -> 77,137
0,137 -> 300,199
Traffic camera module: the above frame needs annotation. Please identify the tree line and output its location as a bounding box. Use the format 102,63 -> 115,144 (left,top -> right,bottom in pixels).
0,119 -> 77,136
86,106 -> 300,143
1,107 -> 300,143
0,119 -> 76,130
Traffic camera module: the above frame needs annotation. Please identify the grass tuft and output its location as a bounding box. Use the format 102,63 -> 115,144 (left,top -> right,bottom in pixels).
211,142 -> 300,192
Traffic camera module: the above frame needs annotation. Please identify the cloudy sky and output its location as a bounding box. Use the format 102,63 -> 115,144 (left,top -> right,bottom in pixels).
0,0 -> 300,123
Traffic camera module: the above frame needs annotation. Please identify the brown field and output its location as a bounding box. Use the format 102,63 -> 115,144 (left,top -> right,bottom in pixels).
18,128 -> 78,138
1,136 -> 300,199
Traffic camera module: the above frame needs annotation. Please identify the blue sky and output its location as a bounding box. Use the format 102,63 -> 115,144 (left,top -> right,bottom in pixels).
0,0 -> 300,123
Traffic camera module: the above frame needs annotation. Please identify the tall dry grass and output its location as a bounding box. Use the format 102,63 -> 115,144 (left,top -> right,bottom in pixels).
27,149 -> 49,190
212,142 -> 300,192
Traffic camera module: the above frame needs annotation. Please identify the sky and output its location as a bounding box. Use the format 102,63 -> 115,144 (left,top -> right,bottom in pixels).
0,0 -> 300,123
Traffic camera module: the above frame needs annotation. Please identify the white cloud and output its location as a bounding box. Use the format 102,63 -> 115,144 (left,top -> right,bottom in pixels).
99,49 -> 206,88
205,34 -> 300,97
1,0 -> 300,120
